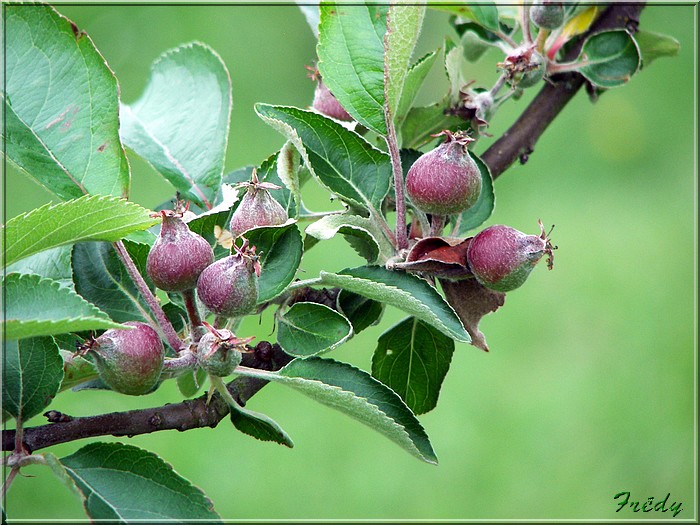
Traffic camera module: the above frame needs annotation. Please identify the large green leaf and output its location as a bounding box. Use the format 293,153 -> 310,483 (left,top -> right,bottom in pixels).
245,223 -> 303,303
454,153 -> 495,235
255,104 -> 392,212
237,357 -> 437,464
277,302 -> 352,357
120,42 -> 232,209
2,274 -> 122,341
319,266 -> 470,343
60,442 -> 220,521
317,4 -> 388,135
1,195 -> 158,266
3,4 -> 129,200
2,337 -> 64,420
633,30 -> 680,67
72,242 -> 153,324
384,5 -> 425,119
372,317 -> 455,415
578,30 -> 642,88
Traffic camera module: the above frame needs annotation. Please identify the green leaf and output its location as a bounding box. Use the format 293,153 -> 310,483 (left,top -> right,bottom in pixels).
317,4 -> 388,135
372,317 -> 455,415
400,103 -> 463,150
304,213 -> 394,264
2,274 -> 122,341
277,302 -> 352,357
258,147 -> 299,219
337,290 -> 384,334
120,42 -> 232,209
396,50 -> 439,123
237,357 -> 438,464
1,195 -> 158,267
455,153 -> 495,235
255,104 -> 392,212
319,266 -> 470,343
430,3 -> 501,31
3,4 -> 129,200
5,245 -> 73,288
578,30 -> 642,88
60,442 -> 220,521
44,452 -> 84,500
229,403 -> 294,448
2,337 -> 64,420
633,30 -> 680,67
384,5 -> 425,119
176,368 -> 207,398
245,223 -> 303,303
72,242 -> 153,324
58,349 -> 99,392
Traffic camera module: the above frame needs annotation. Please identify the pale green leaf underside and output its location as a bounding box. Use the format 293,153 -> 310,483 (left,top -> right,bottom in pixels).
277,302 -> 353,357
61,442 -> 221,521
319,266 -> 470,343
2,273 -> 123,340
2,337 -> 64,420
237,357 -> 438,464
255,104 -> 392,212
372,317 -> 455,415
3,4 -> 129,200
1,195 -> 158,267
120,42 -> 232,209
317,3 -> 388,135
384,5 -> 425,119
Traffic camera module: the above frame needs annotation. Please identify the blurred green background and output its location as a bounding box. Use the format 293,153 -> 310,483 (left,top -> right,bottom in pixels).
3,3 -> 695,521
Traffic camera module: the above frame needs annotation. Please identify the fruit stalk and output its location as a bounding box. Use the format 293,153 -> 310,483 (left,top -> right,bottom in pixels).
113,240 -> 185,352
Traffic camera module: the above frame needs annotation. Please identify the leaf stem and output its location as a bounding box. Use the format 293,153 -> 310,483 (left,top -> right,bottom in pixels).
384,120 -> 408,251
112,241 -> 185,352
182,289 -> 203,342
535,27 -> 551,54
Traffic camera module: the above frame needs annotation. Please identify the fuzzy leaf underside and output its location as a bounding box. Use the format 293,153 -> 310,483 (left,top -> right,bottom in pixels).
237,357 -> 438,464
319,266 -> 470,343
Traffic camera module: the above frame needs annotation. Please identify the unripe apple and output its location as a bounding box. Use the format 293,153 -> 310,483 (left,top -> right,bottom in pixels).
229,170 -> 288,239
466,222 -> 555,292
147,210 -> 214,291
85,322 -> 164,395
405,130 -> 482,216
